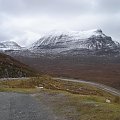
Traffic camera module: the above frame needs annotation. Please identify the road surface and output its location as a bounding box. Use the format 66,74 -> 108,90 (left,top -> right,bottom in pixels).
0,92 -> 57,120
53,77 -> 120,96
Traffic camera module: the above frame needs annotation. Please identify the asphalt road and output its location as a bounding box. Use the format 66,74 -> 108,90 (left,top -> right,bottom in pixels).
54,77 -> 120,96
0,92 -> 57,120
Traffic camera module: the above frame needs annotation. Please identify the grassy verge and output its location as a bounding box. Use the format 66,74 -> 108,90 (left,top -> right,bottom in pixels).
0,87 -> 37,93
36,89 -> 120,120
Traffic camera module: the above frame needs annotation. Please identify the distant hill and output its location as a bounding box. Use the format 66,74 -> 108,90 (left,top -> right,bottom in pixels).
0,53 -> 36,78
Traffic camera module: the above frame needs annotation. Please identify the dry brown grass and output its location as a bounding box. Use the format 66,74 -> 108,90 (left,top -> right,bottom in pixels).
15,56 -> 120,90
0,76 -> 119,104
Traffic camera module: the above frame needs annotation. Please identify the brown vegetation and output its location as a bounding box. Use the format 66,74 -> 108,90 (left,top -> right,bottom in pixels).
16,55 -> 120,90
0,53 -> 36,78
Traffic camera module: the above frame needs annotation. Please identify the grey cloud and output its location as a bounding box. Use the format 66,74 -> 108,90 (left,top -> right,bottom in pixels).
0,0 -> 120,17
0,0 -> 120,16
0,0 -> 120,45
96,0 -> 120,13
0,0 -> 107,16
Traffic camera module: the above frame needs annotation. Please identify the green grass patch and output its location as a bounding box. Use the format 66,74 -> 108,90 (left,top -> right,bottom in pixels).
36,89 -> 120,120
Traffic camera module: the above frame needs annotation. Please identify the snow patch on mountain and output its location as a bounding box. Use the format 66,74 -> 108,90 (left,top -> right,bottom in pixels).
0,41 -> 22,51
46,29 -> 106,39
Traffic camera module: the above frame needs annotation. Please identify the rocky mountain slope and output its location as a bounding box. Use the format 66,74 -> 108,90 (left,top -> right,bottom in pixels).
29,29 -> 120,56
0,53 -> 36,78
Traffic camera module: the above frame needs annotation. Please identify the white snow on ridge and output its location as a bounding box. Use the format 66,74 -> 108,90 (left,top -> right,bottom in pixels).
49,29 -> 105,38
29,29 -> 119,54
0,41 -> 22,51
0,29 -> 118,55
28,29 -> 107,50
30,29 -> 106,47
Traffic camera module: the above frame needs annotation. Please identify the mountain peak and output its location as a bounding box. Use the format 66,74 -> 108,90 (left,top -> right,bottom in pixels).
29,28 -> 119,55
46,29 -> 103,36
95,29 -> 102,33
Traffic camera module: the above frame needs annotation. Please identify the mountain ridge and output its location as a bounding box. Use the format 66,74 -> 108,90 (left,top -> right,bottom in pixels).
0,41 -> 22,51
0,29 -> 120,57
29,29 -> 120,55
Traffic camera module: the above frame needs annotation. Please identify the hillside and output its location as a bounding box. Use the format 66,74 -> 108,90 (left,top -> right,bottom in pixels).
0,53 -> 36,78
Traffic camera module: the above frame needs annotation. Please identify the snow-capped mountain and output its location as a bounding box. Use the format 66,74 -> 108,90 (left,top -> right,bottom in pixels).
29,29 -> 120,55
0,43 -> 6,49
1,29 -> 120,57
0,41 -> 22,51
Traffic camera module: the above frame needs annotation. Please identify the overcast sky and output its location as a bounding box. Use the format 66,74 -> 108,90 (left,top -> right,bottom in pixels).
0,0 -> 120,46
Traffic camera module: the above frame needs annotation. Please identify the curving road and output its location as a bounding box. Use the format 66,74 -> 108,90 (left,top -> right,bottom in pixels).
1,77 -> 120,96
0,92 -> 57,120
53,77 -> 120,96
